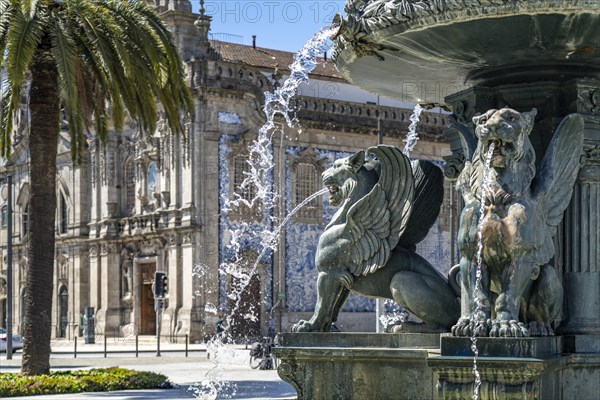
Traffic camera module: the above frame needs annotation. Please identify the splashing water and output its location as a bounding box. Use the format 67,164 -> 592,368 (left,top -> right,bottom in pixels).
191,26 -> 336,400
378,299 -> 409,331
402,104 -> 424,156
471,142 -> 496,400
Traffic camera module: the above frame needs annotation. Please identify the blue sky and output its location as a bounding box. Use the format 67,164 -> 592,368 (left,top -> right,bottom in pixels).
192,1 -> 346,52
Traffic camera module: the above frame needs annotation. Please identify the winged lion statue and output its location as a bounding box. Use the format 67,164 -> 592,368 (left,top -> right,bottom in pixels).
292,145 -> 460,332
451,108 -> 584,337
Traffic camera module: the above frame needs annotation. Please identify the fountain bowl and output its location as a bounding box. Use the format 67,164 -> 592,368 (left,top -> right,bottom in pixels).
332,1 -> 600,105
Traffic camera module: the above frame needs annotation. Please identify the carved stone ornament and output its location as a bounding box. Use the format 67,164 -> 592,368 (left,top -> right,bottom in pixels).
57,253 -> 69,280
577,88 -> 600,115
584,146 -> 600,165
89,245 -> 98,258
121,248 -> 134,304
451,100 -> 469,124
289,147 -> 328,173
0,276 -> 6,297
453,108 -> 584,337
292,145 -> 459,332
139,240 -> 157,257
334,0 -> 595,55
442,153 -> 466,180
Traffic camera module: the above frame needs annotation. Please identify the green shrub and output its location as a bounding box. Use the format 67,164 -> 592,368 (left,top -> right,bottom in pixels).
0,368 -> 171,397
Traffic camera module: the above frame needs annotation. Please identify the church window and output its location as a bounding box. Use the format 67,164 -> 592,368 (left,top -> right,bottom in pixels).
1,205 -> 7,228
294,163 -> 321,221
22,203 -> 28,235
233,155 -> 256,203
59,193 -> 68,234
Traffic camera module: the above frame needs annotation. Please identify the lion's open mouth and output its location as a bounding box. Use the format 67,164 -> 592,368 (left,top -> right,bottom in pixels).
486,139 -> 514,167
327,184 -> 342,206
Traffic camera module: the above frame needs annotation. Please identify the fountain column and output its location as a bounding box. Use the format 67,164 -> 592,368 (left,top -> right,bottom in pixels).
559,81 -> 600,340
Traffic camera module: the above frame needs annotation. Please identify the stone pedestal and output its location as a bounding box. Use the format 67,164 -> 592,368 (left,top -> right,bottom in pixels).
275,333 -> 600,400
274,333 -> 440,400
431,336 -> 600,400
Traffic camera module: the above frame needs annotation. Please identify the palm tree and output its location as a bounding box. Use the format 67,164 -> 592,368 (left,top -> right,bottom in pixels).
0,0 -> 192,375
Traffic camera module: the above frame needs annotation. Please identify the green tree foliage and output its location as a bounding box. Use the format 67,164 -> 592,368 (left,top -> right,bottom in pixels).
0,0 -> 192,375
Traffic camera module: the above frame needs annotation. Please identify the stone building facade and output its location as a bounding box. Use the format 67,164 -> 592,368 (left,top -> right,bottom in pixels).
0,1 -> 456,341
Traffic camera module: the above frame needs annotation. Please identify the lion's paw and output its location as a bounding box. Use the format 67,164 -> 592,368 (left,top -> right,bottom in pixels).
451,318 -> 491,337
291,320 -> 326,332
291,320 -> 312,332
489,319 -> 529,337
528,321 -> 554,336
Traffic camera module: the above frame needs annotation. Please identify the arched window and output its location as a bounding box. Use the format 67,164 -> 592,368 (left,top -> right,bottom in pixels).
59,193 -> 68,234
22,203 -> 28,236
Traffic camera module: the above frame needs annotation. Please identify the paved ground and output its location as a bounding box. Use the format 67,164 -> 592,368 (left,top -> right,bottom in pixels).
0,341 -> 296,400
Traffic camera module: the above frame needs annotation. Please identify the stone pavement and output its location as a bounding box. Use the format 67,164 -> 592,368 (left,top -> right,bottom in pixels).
0,340 -> 296,400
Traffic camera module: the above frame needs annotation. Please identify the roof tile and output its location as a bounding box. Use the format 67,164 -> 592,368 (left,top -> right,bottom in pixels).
212,41 -> 342,80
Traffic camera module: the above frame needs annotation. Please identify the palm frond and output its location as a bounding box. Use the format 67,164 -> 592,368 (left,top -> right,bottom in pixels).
0,84 -> 14,157
5,0 -> 43,118
105,0 -> 192,131
3,0 -> 192,162
71,4 -> 137,130
0,0 -> 15,59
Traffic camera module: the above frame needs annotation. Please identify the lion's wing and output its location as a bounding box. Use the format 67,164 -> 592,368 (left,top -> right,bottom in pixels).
398,159 -> 444,248
531,113 -> 584,265
346,145 -> 414,276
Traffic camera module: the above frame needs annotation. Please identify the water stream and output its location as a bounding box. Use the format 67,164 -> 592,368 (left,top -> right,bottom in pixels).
402,104 -> 424,156
190,26 -> 336,400
471,142 -> 496,400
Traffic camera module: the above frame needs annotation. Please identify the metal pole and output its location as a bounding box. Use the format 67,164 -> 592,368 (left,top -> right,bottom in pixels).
74,336 -> 77,358
6,175 -> 13,359
104,334 -> 107,358
156,299 -> 161,357
185,334 -> 189,358
135,334 -> 139,358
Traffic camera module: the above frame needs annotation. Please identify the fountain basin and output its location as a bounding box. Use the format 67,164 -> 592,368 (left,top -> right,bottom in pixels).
333,1 -> 600,105
275,333 -> 600,400
274,333 -> 441,400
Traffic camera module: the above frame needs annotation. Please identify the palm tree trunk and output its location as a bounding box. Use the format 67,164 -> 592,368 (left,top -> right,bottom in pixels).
21,37 -> 60,376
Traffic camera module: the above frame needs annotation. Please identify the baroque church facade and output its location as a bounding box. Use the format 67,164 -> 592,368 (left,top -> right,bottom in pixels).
0,1 -> 457,341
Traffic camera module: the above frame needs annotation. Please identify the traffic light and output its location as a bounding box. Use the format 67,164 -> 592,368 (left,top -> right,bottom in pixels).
154,272 -> 168,298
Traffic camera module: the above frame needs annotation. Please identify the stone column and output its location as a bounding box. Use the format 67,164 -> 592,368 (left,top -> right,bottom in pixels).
558,80 -> 600,338
96,243 -> 121,336
73,244 -> 89,339
177,232 -> 204,340
88,245 -> 100,315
